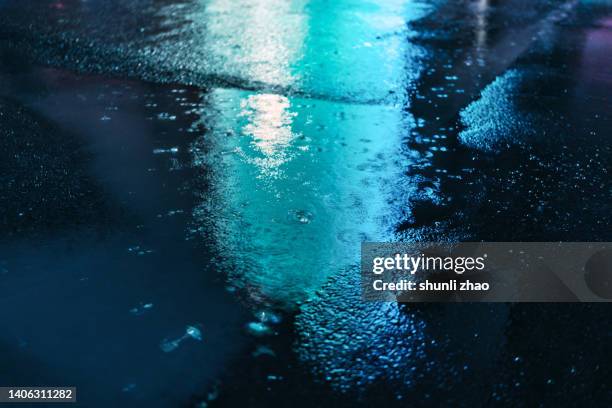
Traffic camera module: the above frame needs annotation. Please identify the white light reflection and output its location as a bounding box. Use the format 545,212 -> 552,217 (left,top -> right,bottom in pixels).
239,94 -> 296,179
475,0 -> 488,51
204,0 -> 307,87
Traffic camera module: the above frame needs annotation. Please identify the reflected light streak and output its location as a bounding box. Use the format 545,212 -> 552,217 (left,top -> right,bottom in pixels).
475,0 -> 488,51
205,0 -> 307,87
240,94 -> 296,178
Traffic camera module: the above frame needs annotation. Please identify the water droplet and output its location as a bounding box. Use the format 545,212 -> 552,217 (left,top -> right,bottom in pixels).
287,209 -> 314,224
129,302 -> 153,316
153,147 -> 179,154
252,345 -> 276,358
186,325 -> 202,341
157,112 -> 177,121
160,338 -> 180,353
246,322 -> 272,336
122,383 -> 136,393
256,310 -> 281,324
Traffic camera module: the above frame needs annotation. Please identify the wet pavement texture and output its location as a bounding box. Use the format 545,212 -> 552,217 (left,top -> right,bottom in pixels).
0,0 -> 611,407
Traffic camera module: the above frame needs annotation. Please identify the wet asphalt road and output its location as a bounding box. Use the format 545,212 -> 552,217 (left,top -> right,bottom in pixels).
0,0 -> 611,407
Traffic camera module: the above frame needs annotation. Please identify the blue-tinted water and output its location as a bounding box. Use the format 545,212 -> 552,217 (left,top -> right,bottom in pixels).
0,0 -> 611,406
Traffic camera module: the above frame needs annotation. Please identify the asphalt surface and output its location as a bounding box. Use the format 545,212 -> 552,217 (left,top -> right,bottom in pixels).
0,0 -> 611,406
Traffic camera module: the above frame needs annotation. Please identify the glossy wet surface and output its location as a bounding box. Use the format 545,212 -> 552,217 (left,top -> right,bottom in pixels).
0,0 -> 611,406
